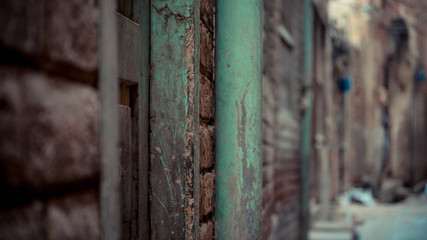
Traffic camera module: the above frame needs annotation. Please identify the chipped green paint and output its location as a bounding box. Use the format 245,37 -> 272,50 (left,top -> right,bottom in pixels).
215,0 -> 262,239
300,0 -> 314,239
150,0 -> 200,239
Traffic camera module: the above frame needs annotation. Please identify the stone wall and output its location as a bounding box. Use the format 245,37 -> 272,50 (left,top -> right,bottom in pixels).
0,1 -> 100,239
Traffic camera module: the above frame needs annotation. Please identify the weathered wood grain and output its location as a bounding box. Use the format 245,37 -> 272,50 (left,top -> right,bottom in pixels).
130,89 -> 139,239
118,13 -> 140,84
119,105 -> 132,240
138,0 -> 150,239
118,0 -> 140,22
150,0 -> 200,238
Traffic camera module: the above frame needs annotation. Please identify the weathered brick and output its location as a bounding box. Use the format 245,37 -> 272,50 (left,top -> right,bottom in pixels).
200,172 -> 214,217
263,123 -> 275,144
0,201 -> 44,240
0,67 -> 99,192
200,75 -> 214,120
263,144 -> 275,167
47,191 -> 100,240
262,76 -> 276,109
262,168 -> 269,187
0,1 -> 45,56
262,187 -> 271,206
46,0 -> 98,72
200,124 -> 214,170
200,23 -> 214,78
262,201 -> 274,239
263,223 -> 272,240
262,76 -> 276,127
0,74 -> 24,190
200,0 -> 213,32
263,100 -> 275,126
0,0 -> 98,72
200,220 -> 213,240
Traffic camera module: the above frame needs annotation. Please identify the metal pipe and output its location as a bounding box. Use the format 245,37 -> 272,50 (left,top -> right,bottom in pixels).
215,0 -> 262,239
300,0 -> 313,239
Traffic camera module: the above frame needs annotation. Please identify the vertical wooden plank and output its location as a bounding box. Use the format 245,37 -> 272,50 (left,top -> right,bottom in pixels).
119,106 -> 132,240
118,14 -> 141,84
150,0 -> 200,239
99,0 -> 120,240
129,87 -> 139,240
138,0 -> 150,239
132,0 -> 141,24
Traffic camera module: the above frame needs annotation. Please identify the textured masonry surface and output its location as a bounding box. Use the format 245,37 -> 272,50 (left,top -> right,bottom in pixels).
0,1 -> 100,239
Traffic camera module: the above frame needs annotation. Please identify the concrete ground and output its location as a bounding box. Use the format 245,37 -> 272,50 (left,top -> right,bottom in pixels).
342,195 -> 427,240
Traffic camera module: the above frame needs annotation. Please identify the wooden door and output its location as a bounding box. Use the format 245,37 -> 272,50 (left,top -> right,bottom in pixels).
117,0 -> 149,239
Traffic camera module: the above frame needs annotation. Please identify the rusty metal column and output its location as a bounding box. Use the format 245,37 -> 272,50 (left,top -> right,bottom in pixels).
215,0 -> 262,239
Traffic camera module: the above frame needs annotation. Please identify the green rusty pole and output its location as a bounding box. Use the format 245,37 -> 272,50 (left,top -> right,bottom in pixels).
301,0 -> 313,239
215,0 -> 262,239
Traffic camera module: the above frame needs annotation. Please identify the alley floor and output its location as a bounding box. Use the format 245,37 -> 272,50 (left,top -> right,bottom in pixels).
351,195 -> 427,240
310,194 -> 427,240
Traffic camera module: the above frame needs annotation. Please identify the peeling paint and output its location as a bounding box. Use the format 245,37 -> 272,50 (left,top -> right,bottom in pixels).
216,0 -> 262,238
150,0 -> 200,239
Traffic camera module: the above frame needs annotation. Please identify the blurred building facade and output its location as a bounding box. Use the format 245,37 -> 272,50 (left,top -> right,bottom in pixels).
329,0 -> 427,195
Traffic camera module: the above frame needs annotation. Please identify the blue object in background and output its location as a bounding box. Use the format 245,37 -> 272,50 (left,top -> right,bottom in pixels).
338,77 -> 352,92
416,70 -> 425,83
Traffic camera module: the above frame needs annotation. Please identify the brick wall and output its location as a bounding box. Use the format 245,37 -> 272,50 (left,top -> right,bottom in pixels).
199,0 -> 216,239
0,1 -> 100,239
262,0 -> 304,239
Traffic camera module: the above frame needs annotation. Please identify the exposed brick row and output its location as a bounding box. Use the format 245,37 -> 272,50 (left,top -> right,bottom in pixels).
199,0 -> 215,239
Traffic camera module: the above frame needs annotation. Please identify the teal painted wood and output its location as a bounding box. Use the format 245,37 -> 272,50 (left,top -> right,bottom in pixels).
99,0 -> 120,240
150,0 -> 200,238
215,0 -> 263,239
300,0 -> 314,239
138,0 -> 150,239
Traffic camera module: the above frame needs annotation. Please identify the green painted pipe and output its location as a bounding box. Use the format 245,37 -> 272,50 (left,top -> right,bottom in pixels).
300,0 -> 313,239
215,0 -> 262,239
